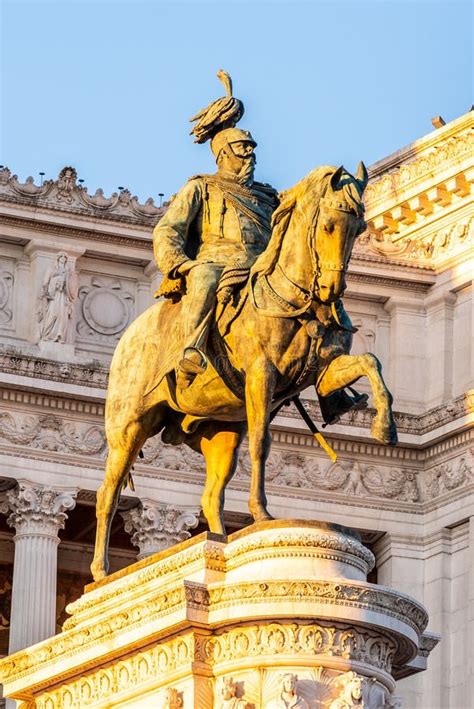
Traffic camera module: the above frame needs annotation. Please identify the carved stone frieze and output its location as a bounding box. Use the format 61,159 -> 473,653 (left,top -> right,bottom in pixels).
0,482 -> 77,537
424,450 -> 474,500
121,502 -> 199,558
283,392 -> 474,437
208,580 -> 428,636
0,346 -> 109,388
236,449 -> 420,503
0,165 -> 166,227
367,129 -> 471,199
0,411 -> 106,456
34,633 -> 194,709
196,621 -> 399,674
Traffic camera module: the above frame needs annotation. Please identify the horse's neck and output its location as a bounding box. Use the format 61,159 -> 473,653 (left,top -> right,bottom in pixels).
269,211 -> 313,293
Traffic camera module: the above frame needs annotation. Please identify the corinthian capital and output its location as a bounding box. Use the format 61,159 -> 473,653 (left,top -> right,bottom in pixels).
122,501 -> 200,559
0,481 -> 77,537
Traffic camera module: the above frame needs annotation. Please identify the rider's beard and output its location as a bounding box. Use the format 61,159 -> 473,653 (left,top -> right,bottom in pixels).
238,157 -> 255,185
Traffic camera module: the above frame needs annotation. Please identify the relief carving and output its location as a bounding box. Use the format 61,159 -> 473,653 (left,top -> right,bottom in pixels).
198,622 -> 398,674
0,350 -> 109,388
216,676 -> 253,709
425,453 -> 473,499
0,267 -> 14,325
37,252 -> 78,343
267,673 -> 309,708
238,450 -> 420,502
163,686 -> 183,709
0,411 -> 106,456
77,276 -> 133,342
329,671 -> 369,708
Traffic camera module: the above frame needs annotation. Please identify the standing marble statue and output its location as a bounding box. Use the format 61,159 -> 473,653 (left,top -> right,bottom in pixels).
37,252 -> 78,343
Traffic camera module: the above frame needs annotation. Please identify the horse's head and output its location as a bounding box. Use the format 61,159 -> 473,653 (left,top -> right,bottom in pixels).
311,163 -> 368,303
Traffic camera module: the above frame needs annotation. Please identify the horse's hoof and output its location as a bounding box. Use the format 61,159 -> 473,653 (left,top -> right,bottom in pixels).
371,420 -> 398,446
250,507 -> 274,523
90,560 -> 108,582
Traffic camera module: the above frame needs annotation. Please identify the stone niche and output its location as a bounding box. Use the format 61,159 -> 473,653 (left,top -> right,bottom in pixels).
0,521 -> 438,708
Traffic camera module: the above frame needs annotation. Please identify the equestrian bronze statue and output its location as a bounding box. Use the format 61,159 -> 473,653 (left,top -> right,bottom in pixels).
91,72 -> 397,581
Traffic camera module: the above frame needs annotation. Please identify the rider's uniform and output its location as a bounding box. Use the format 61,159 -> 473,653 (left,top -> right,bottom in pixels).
153,172 -> 278,349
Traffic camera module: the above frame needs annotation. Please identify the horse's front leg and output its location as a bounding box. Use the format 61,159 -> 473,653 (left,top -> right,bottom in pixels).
317,353 -> 397,445
245,361 -> 276,522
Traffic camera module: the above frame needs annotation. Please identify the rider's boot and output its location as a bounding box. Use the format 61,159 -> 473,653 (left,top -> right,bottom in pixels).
177,347 -> 207,390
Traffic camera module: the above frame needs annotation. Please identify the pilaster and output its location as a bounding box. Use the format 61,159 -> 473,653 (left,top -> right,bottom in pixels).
0,481 -> 77,652
383,296 -> 426,412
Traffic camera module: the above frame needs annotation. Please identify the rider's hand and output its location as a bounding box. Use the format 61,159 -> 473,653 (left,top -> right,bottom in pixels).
177,260 -> 198,275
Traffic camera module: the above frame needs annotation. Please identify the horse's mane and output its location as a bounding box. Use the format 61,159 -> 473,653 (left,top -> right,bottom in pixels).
251,165 -> 364,277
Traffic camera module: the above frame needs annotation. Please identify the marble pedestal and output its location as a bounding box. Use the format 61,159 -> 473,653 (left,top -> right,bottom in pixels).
0,521 -> 438,708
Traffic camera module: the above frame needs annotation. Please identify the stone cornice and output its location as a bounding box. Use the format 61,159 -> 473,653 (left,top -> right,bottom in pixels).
0,349 -> 471,438
0,165 -> 165,228
367,111 -> 473,179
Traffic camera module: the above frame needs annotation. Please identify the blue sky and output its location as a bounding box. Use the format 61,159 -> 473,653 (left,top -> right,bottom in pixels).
1,0 -> 472,202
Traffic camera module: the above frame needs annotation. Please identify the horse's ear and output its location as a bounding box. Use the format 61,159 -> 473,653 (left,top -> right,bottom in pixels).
330,165 -> 344,190
356,161 -> 369,192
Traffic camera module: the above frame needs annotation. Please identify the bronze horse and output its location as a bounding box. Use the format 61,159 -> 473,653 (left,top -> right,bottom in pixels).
91,165 -> 397,580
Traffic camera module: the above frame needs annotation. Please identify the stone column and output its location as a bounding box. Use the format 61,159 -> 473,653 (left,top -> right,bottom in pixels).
122,501 -> 199,559
0,481 -> 77,653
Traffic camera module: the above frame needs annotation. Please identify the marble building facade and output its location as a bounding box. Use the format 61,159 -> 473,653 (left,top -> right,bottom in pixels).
0,110 -> 472,708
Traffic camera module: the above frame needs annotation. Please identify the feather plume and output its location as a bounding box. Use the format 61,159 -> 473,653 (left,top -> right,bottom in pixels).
190,70 -> 244,144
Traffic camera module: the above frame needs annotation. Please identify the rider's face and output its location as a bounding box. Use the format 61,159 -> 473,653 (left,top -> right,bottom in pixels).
228,141 -> 256,183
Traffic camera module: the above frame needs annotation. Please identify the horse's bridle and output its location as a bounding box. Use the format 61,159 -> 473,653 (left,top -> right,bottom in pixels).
250,186 -> 363,318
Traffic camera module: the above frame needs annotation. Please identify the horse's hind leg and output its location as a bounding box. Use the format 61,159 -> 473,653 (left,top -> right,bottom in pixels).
91,423 -> 148,581
195,422 -> 244,535
317,353 -> 397,445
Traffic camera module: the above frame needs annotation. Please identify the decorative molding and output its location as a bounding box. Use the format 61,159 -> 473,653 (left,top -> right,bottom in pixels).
356,213 -> 473,270
0,165 -> 166,227
208,580 -> 428,636
225,529 -> 375,575
0,411 -> 106,456
236,450 -> 421,503
0,347 -> 109,390
33,632 -> 194,708
197,621 -> 399,674
283,392 -> 474,436
64,543 -> 224,625
121,502 -> 199,559
364,127 -> 472,205
0,482 -> 77,537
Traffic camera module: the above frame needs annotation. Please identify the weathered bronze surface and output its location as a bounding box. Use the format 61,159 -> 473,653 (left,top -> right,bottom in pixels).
91,73 -> 397,580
